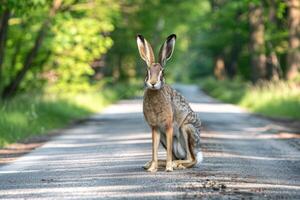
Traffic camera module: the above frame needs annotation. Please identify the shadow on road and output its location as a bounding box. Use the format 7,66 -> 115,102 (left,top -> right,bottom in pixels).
0,85 -> 299,199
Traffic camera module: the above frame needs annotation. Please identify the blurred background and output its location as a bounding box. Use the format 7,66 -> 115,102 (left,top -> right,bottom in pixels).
0,0 -> 299,147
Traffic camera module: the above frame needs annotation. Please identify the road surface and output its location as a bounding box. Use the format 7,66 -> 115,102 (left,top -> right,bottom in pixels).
0,85 -> 299,199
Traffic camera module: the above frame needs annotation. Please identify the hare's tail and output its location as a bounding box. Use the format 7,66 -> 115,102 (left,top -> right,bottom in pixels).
191,116 -> 203,167
195,151 -> 203,167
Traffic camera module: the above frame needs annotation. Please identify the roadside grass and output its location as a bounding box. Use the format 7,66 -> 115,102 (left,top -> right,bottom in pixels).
0,82 -> 142,148
200,77 -> 300,120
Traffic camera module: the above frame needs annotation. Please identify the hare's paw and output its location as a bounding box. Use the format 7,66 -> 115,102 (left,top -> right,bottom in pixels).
165,161 -> 173,172
146,161 -> 158,172
172,161 -> 186,170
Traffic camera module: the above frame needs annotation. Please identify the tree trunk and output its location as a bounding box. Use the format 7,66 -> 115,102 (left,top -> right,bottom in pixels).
0,9 -> 10,83
210,0 -> 226,80
1,0 -> 62,99
227,37 -> 242,79
266,44 -> 282,80
226,9 -> 243,79
214,55 -> 226,80
286,0 -> 300,80
112,55 -> 121,82
91,55 -> 107,80
266,0 -> 282,80
118,54 -> 125,81
249,3 -> 267,83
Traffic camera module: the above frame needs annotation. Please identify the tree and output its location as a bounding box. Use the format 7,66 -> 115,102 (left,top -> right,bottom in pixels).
1,0 -> 62,98
286,0 -> 300,79
0,8 -> 10,83
209,0 -> 226,80
214,55 -> 226,80
265,0 -> 282,80
249,2 -> 267,82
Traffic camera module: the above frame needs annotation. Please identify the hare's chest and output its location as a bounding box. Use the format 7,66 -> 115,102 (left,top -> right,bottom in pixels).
143,92 -> 173,127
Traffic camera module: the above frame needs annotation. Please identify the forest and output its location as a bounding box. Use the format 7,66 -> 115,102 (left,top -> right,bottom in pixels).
0,0 -> 299,147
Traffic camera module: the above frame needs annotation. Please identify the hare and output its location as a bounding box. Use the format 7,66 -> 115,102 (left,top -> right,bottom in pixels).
136,34 -> 203,172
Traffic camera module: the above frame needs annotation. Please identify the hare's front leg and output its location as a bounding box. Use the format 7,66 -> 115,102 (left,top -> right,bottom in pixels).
166,125 -> 174,172
147,127 -> 160,172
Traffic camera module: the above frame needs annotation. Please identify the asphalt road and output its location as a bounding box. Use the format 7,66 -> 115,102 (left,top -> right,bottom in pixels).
0,85 -> 299,199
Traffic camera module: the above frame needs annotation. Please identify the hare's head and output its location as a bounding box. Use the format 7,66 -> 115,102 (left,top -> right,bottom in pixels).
136,34 -> 176,90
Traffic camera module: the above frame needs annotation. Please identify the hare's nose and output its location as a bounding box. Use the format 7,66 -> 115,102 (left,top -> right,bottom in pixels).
149,80 -> 156,85
151,83 -> 155,87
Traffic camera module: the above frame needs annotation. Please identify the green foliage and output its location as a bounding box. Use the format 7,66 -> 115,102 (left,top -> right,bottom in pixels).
201,77 -> 300,120
1,0 -> 119,93
1,0 -> 297,93
0,0 -> 299,146
0,93 -> 93,147
106,0 -> 210,82
1,0 -> 50,88
45,0 -> 117,92
240,81 -> 300,119
201,77 -> 247,104
0,81 -> 140,148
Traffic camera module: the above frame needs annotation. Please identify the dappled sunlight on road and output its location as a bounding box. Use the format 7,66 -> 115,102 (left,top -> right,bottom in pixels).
99,98 -> 246,115
102,99 -> 143,114
202,132 -> 300,140
1,186 -> 184,199
205,151 -> 299,161
227,182 -> 300,190
0,85 -> 300,199
190,103 -> 245,113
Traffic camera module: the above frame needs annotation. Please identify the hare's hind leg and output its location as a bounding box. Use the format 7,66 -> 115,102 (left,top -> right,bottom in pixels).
173,124 -> 197,169
143,160 -> 166,169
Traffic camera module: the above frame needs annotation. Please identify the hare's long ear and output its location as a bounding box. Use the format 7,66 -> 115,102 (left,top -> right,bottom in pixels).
136,34 -> 155,67
158,34 -> 176,67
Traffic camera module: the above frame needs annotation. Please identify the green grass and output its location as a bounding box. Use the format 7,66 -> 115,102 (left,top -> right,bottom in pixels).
0,82 -> 142,148
200,77 -> 300,120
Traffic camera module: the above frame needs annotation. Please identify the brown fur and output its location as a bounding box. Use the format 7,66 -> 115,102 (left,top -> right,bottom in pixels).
143,85 -> 201,171
137,34 -> 202,172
